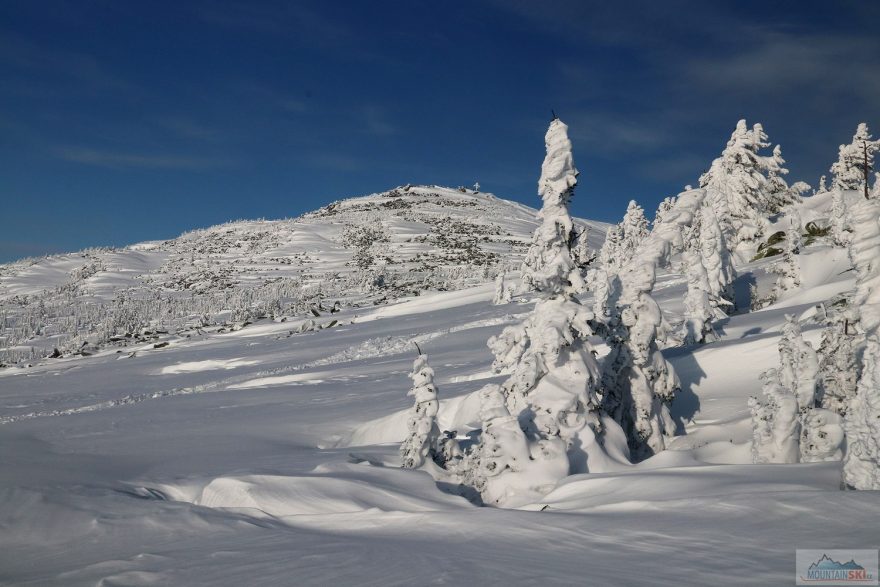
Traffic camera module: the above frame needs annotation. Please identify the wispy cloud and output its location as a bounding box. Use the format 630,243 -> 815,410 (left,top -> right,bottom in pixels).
684,29 -> 880,101
360,105 -> 398,137
565,111 -> 666,153
0,31 -> 132,94
55,146 -> 231,170
193,1 -> 349,46
155,117 -> 222,141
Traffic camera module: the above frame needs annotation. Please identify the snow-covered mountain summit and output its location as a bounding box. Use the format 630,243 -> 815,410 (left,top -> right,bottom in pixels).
0,185 -> 607,364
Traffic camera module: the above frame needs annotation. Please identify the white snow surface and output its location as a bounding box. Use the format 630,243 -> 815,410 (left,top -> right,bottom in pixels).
0,187 -> 877,586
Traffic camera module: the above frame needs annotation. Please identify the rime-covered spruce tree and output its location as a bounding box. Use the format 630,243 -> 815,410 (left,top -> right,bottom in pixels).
750,368 -> 800,464
653,196 -> 677,228
681,219 -> 726,344
571,226 -> 594,270
842,196 -> 880,489
602,188 -> 709,459
620,200 -> 650,258
466,118 -> 622,507
698,204 -> 736,308
768,218 -> 802,302
778,315 -> 819,412
750,315 -> 826,463
817,312 -> 860,417
400,353 -> 444,471
830,188 -> 851,246
520,120 -> 584,295
764,144 -> 806,214
831,123 -> 878,192
588,223 -> 624,320
699,119 -> 786,248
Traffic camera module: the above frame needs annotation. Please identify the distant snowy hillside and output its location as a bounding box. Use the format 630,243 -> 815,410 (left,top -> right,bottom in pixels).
0,185 -> 608,364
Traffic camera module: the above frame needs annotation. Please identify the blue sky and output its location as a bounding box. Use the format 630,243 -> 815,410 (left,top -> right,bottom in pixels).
1,1 -> 878,262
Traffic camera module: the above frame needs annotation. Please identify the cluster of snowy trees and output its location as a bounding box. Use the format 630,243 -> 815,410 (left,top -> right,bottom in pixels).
402,119 -> 627,506
749,315 -> 842,464
400,116 -> 880,505
400,117 -> 737,501
750,155 -> 880,488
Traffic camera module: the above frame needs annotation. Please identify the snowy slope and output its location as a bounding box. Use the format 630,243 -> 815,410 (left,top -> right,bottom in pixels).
0,185 -> 607,365
0,189 -> 877,586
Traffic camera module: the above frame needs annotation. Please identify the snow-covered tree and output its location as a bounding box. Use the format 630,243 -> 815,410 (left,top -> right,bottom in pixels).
830,188 -> 852,246
464,119 -> 619,506
588,223 -> 624,319
492,271 -> 512,305
817,175 -> 828,194
768,220 -> 802,301
520,119 -> 584,294
764,145 -> 804,213
699,119 -> 786,247
750,315 -> 821,464
400,353 -> 443,470
817,314 -> 860,416
681,223 -> 726,344
777,315 -> 819,412
698,205 -> 736,307
602,188 -> 708,459
620,200 -> 650,258
598,223 -> 624,272
571,226 -> 594,269
842,196 -> 880,489
830,123 -> 878,193
750,368 -> 800,464
653,196 -> 677,228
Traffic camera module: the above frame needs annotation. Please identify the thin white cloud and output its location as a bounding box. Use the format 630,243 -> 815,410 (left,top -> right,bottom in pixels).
56,146 -> 230,170
685,30 -> 880,99
361,106 -> 398,137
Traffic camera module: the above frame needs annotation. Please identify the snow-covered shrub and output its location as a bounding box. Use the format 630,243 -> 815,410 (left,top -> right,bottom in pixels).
800,408 -> 845,463
469,384 -> 568,507
400,353 -> 444,470
492,271 -> 512,305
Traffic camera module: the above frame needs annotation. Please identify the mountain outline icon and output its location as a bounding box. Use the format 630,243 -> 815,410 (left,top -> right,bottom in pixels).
809,554 -> 866,572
